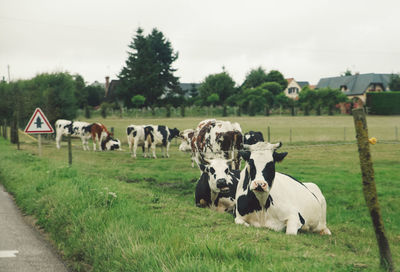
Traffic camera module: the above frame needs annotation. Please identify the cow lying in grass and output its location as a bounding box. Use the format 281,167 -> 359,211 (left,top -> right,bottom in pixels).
195,158 -> 239,213
235,142 -> 331,235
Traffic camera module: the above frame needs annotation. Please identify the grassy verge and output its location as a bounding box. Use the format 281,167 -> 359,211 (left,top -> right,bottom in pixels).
0,116 -> 399,271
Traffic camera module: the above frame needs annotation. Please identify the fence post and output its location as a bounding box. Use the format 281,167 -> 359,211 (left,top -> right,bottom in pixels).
267,126 -> 271,142
395,127 -> 398,141
289,128 -> 292,144
344,127 -> 346,142
68,134 -> 72,166
3,119 -> 7,139
352,108 -> 394,272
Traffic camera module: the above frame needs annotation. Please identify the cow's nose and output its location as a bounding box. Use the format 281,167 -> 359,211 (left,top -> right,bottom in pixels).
216,179 -> 227,188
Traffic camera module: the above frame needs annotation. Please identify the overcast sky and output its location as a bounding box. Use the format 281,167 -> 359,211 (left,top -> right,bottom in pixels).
1,0 -> 400,86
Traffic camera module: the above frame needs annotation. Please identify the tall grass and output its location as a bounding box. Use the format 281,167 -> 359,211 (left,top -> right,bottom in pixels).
1,115 -> 399,271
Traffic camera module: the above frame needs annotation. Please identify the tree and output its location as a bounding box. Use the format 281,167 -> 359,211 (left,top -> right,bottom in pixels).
389,74 -> 400,91
266,70 -> 288,90
298,87 -> 317,115
260,81 -> 283,96
131,94 -> 146,108
199,71 -> 236,115
316,88 -> 348,115
117,28 -> 180,112
242,67 -> 269,89
341,69 -> 352,77
73,74 -> 87,109
240,87 -> 273,116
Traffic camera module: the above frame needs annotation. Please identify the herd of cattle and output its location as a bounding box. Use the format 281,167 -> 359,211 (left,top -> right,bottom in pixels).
54,118 -> 331,235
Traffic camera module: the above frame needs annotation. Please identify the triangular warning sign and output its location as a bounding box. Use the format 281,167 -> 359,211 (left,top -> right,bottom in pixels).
24,108 -> 54,134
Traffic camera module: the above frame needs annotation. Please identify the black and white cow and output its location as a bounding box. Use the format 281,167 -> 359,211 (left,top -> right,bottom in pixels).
235,142 -> 331,235
55,119 -> 91,150
101,135 -> 122,151
127,125 -> 180,158
243,131 -> 264,145
127,125 -> 153,158
195,158 -> 239,213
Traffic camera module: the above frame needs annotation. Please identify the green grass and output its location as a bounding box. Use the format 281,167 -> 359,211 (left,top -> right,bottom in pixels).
1,115 -> 399,271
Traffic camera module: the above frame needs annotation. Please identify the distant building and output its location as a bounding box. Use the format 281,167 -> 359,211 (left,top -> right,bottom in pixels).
284,78 -> 310,99
316,73 -> 392,104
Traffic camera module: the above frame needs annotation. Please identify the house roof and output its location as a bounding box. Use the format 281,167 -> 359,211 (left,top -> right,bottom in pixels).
297,81 -> 309,88
316,73 -> 392,95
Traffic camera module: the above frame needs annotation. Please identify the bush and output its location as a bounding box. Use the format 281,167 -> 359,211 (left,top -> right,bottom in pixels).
367,92 -> 400,115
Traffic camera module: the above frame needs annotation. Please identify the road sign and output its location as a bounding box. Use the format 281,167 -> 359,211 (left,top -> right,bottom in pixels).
24,108 -> 54,134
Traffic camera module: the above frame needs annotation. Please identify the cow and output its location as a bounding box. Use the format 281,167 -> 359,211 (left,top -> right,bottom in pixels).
189,119 -> 243,170
55,119 -> 91,150
243,131 -> 264,145
101,135 -> 122,151
127,125 -> 180,158
235,142 -> 331,235
55,120 -> 112,151
146,125 -> 180,158
195,158 -> 239,213
178,128 -> 196,167
126,125 -> 153,158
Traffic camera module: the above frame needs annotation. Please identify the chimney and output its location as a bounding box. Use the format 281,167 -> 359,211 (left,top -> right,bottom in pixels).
105,76 -> 110,97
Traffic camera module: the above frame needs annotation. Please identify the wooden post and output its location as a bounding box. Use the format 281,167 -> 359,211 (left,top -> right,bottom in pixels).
352,108 -> 394,272
289,128 -> 292,144
395,127 -> 398,141
3,119 -> 7,139
267,126 -> 271,142
68,134 -> 72,166
344,127 -> 346,142
38,134 -> 42,157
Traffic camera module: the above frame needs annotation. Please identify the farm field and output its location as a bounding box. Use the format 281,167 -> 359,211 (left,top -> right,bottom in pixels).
0,115 -> 399,271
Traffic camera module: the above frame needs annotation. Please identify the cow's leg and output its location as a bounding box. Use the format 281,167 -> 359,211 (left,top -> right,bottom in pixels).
166,142 -> 170,158
133,140 -> 138,158
92,135 -> 97,151
285,214 -> 302,235
151,143 -> 157,159
56,132 -> 62,149
235,217 -> 250,227
143,141 -> 148,158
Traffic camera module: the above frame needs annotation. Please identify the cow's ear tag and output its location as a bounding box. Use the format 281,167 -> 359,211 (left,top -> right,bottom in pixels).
273,152 -> 288,162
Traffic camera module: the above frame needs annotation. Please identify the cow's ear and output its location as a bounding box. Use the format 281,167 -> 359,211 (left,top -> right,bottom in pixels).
273,152 -> 288,162
199,164 -> 208,172
239,150 -> 251,161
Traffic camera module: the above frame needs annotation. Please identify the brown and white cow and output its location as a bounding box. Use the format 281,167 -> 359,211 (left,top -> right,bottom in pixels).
179,119 -> 243,170
55,120 -> 112,151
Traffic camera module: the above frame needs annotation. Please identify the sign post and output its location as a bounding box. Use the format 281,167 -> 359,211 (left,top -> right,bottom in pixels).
24,108 -> 54,156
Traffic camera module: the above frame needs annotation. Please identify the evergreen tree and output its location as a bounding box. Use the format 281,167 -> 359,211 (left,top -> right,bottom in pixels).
118,28 -> 180,111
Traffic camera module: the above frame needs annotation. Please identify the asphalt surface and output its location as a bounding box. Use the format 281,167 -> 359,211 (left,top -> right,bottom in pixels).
0,184 -> 70,272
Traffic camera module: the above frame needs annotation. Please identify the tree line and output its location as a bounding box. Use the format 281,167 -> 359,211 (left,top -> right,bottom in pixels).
0,27 -> 356,131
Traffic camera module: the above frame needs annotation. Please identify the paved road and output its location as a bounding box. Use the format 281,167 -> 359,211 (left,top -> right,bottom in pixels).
0,184 -> 70,272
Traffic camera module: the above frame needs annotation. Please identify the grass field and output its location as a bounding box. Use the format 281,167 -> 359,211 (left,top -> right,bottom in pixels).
0,115 -> 399,271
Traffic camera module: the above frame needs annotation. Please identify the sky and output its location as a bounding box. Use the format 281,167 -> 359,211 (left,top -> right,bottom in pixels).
1,0 -> 400,86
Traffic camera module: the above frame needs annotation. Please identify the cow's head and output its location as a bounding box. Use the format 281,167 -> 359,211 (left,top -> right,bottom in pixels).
101,136 -> 122,151
239,142 -> 287,194
199,158 -> 233,194
178,129 -> 195,152
168,128 -> 180,141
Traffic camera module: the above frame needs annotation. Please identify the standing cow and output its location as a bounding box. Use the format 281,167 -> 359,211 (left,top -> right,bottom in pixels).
179,119 -> 243,170
55,120 -> 112,151
127,125 -> 153,158
55,120 -> 91,150
127,125 -> 180,158
235,142 -> 331,235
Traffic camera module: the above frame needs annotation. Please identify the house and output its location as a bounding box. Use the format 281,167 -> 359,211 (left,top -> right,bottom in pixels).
316,73 -> 392,105
284,78 -> 310,99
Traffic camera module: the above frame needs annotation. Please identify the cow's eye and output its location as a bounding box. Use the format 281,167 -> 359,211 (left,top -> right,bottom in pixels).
224,168 -> 228,174
213,174 -> 216,179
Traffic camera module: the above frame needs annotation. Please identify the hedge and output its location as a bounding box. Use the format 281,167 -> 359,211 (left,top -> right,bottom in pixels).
366,92 -> 400,115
